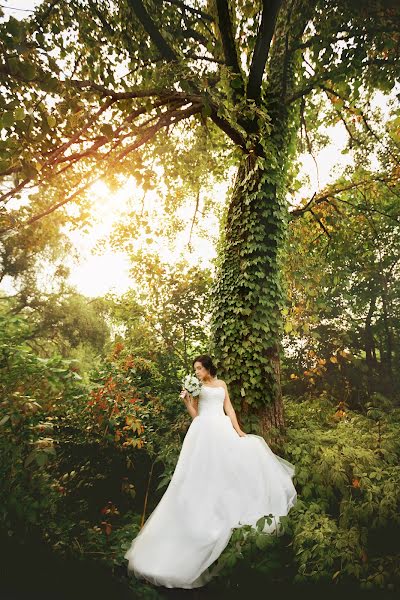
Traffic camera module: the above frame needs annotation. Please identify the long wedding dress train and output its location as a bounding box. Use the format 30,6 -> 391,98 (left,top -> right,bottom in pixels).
124,385 -> 297,588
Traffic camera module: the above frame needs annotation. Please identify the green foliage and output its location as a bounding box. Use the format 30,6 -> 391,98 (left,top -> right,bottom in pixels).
284,394 -> 400,589
0,310 -> 84,530
207,393 -> 400,591
2,307 -> 400,593
283,166 -> 400,403
108,255 -> 212,375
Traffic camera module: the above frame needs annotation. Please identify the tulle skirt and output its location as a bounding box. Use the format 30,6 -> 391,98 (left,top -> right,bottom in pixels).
124,413 -> 297,588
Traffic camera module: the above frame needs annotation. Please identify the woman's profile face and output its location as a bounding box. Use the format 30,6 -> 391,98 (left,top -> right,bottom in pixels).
194,361 -> 209,381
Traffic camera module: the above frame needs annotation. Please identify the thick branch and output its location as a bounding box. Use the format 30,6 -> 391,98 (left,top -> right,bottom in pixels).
161,0 -> 213,21
289,176 -> 399,220
126,0 -> 178,62
247,0 -> 283,102
4,105 -> 201,232
215,0 -> 243,84
209,108 -> 247,149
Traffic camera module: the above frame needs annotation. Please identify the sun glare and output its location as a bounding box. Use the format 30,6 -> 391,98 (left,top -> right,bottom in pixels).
64,174 -> 222,297
89,180 -> 110,199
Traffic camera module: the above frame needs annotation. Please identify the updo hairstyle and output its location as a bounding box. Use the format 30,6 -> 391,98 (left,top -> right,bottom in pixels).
192,354 -> 217,377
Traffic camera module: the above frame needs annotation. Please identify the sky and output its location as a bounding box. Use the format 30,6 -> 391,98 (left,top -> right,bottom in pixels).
0,0 -> 394,298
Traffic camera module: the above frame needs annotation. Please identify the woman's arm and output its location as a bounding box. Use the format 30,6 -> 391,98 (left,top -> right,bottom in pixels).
222,382 -> 246,436
180,390 -> 198,419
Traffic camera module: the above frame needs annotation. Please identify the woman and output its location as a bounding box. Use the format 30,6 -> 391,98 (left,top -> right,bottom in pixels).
124,354 -> 297,589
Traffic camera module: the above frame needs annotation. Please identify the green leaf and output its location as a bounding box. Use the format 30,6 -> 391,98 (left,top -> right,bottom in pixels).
255,534 -> 271,550
19,62 -> 36,81
14,107 -> 25,121
256,516 -> 266,531
284,321 -> 293,333
35,452 -> 48,467
101,123 -> 113,138
24,451 -> 37,467
47,115 -> 57,128
6,17 -> 24,41
201,103 -> 212,118
2,111 -> 14,128
230,77 -> 242,89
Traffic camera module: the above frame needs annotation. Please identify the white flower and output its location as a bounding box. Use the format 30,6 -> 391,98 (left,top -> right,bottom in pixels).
182,374 -> 202,397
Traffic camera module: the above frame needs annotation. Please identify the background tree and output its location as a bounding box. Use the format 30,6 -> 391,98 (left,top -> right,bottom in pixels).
109,254 -> 212,377
283,165 -> 400,403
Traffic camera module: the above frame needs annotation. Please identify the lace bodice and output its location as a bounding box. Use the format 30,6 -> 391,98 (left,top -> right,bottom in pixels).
197,385 -> 225,417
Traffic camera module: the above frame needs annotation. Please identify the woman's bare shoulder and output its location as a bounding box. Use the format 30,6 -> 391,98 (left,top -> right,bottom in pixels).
216,379 -> 227,387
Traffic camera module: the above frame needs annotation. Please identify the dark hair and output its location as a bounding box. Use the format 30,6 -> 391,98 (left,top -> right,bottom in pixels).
192,354 -> 217,377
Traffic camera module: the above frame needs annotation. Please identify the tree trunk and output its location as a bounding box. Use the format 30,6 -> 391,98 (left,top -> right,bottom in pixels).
380,274 -> 394,394
210,0 -> 315,440
210,149 -> 289,438
365,292 -> 377,395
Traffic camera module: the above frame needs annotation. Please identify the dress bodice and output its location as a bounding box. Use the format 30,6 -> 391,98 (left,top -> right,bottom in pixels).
197,385 -> 225,417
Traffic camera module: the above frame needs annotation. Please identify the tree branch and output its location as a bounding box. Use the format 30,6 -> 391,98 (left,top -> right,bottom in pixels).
289,177 -> 399,221
0,98 -> 189,206
247,0 -> 283,103
126,0 -> 178,62
309,208 -> 331,238
287,58 -> 399,104
330,194 -> 400,225
215,0 -> 243,86
68,78 -> 179,100
2,103 -> 202,232
209,108 -> 247,150
321,84 -> 400,166
161,0 -> 213,22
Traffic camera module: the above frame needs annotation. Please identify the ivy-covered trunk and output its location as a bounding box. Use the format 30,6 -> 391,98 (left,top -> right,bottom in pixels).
210,0 -> 312,441
210,145 -> 290,440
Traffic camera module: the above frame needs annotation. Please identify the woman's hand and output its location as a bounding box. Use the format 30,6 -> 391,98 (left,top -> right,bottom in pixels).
179,389 -> 189,402
237,430 -> 247,437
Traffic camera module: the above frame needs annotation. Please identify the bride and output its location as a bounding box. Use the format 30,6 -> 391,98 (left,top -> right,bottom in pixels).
124,354 -> 297,589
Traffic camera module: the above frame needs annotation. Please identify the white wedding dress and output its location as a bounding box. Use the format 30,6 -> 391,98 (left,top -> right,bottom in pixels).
124,385 -> 297,589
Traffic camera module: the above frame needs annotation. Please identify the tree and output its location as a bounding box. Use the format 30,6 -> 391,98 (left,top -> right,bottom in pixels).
108,254 -> 212,377
0,0 -> 399,436
285,165 -> 400,401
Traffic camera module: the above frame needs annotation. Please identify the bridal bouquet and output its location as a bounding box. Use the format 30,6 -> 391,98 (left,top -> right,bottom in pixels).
182,374 -> 202,397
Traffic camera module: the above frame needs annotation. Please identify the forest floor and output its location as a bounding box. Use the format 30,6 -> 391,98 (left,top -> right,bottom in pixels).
0,531 -> 395,600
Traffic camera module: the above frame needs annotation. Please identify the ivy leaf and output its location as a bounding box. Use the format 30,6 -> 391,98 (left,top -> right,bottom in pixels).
230,77 -> 242,90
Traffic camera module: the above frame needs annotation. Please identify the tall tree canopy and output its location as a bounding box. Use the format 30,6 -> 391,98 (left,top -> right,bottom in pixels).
0,0 -> 399,435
